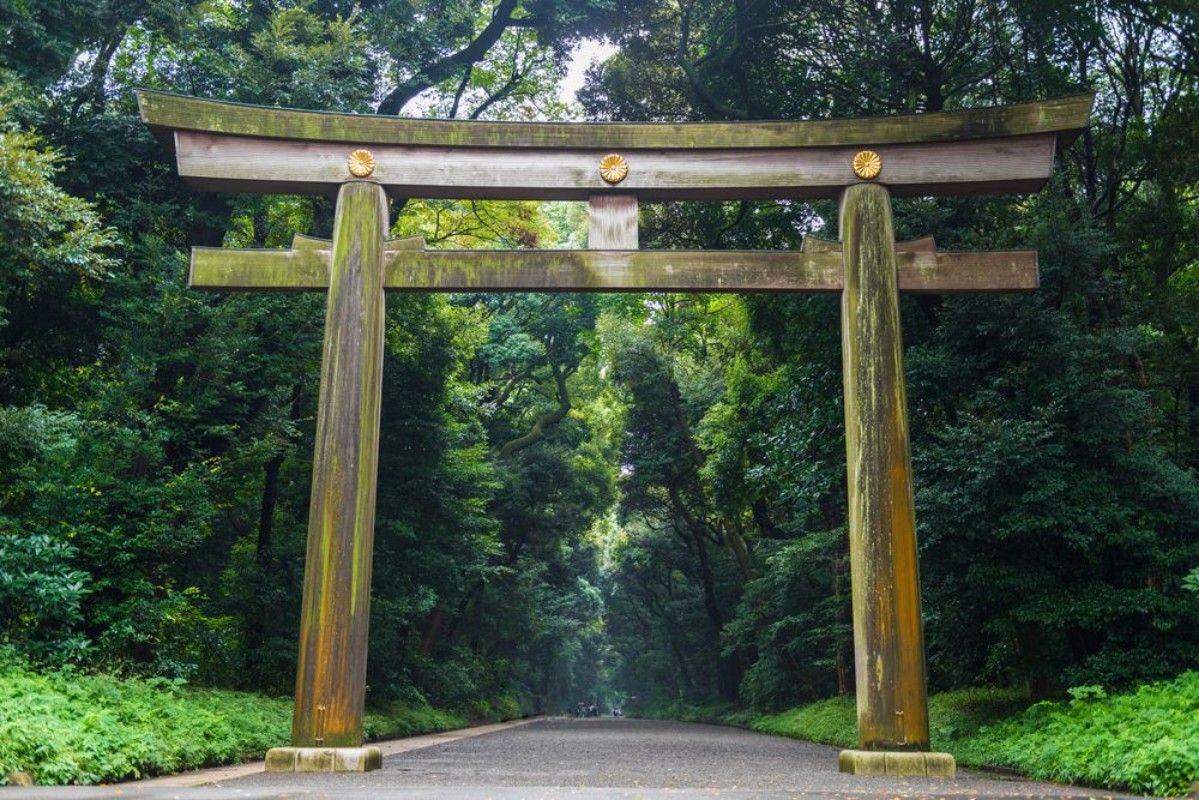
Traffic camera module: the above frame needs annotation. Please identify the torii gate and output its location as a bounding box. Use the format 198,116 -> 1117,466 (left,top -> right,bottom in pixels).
138,90 -> 1091,778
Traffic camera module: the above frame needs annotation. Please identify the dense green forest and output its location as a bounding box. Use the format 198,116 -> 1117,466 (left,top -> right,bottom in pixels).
2,0 -> 1198,744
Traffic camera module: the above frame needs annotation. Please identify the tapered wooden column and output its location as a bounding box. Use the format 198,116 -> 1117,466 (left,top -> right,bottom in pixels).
290,181 -> 387,752
839,183 -> 937,768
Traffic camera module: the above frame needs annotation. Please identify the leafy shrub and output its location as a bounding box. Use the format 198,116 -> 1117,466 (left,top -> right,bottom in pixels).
965,673 -> 1199,796
0,660 -> 291,785
750,677 -> 1199,796
0,530 -> 92,663
0,658 -> 467,785
752,695 -> 856,746
363,704 -> 466,740
926,686 -> 1030,744
1184,567 -> 1199,594
630,700 -> 750,725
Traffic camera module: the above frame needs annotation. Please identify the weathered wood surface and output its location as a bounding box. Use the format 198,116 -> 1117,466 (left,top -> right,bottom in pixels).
840,183 -> 930,751
292,181 -> 387,749
191,244 -> 330,289
190,238 -> 1037,294
589,194 -> 639,249
139,90 -> 1093,150
170,130 -> 1059,200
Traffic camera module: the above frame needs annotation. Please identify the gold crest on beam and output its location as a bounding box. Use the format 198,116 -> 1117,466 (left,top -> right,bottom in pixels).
347,149 -> 376,178
599,154 -> 629,184
852,150 -> 882,180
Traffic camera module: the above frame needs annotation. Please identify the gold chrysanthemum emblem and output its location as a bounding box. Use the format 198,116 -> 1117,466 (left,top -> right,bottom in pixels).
599,153 -> 629,184
347,149 -> 376,178
852,150 -> 882,180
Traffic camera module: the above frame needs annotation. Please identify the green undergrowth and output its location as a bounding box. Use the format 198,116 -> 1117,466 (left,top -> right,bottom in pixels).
957,674 -> 1199,797
749,674 -> 1199,797
633,700 -> 759,727
0,658 -> 469,786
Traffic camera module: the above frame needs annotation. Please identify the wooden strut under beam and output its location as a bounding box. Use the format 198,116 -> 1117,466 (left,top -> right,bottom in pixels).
190,235 -> 1038,295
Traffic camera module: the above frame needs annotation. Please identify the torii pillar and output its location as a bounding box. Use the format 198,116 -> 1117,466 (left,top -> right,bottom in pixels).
837,181 -> 940,775
137,89 -> 1092,776
273,181 -> 388,771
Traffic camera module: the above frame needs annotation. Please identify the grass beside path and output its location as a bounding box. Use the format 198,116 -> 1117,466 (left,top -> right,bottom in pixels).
644,672 -> 1199,797
0,658 -> 468,786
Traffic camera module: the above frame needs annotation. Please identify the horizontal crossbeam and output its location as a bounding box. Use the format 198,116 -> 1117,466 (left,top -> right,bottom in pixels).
189,236 -> 1037,294
140,91 -> 1092,151
170,132 -> 1060,201
139,91 -> 1093,201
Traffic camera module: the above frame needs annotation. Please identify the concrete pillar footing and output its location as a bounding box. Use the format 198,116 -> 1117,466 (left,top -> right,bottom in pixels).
838,749 -> 955,777
265,746 -> 382,773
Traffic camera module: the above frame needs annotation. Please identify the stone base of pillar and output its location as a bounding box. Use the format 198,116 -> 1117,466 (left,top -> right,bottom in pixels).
265,746 -> 382,773
838,749 -> 955,777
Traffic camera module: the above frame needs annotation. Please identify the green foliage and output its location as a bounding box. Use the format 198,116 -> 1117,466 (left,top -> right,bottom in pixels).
1185,567 -> 1199,594
0,3 -> 105,87
959,674 -> 1199,797
225,5 -> 375,109
371,0 -> 618,117
912,191 -> 1199,691
752,678 -> 1199,796
0,396 -> 238,677
0,118 -> 114,291
0,86 -> 115,394
750,687 -> 1035,752
723,531 -> 849,710
396,198 -> 559,250
0,653 -> 467,786
0,659 -> 287,785
752,695 -> 857,747
0,530 -> 91,664
362,703 -> 468,741
632,700 -> 752,725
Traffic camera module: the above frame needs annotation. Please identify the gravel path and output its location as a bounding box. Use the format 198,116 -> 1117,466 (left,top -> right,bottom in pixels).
219,717 -> 1142,797
6,717 -> 1151,799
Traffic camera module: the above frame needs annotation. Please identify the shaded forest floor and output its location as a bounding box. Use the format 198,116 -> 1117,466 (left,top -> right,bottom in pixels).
638,673 -> 1199,797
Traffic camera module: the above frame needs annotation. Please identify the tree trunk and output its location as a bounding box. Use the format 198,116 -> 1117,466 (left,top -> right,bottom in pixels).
256,452 -> 284,563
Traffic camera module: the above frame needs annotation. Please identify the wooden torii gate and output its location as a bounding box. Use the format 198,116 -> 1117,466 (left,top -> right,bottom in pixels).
138,90 -> 1091,778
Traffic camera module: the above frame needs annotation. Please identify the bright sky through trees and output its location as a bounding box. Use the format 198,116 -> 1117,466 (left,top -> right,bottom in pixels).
559,38 -> 618,104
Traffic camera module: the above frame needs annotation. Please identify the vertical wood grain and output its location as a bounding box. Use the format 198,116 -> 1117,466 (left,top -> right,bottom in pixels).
840,183 -> 931,752
589,194 -> 639,249
292,181 -> 387,748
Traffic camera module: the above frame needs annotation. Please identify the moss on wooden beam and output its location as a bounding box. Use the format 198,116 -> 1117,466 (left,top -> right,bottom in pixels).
189,242 -> 1037,294
169,129 -> 1061,200
139,90 -> 1093,152
189,246 -> 329,291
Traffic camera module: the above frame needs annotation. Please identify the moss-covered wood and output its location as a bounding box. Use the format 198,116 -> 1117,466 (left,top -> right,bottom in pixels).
291,181 -> 387,749
169,129 -> 1062,200
138,90 -> 1092,151
839,183 -> 930,752
190,246 -> 329,290
189,239 -> 1036,294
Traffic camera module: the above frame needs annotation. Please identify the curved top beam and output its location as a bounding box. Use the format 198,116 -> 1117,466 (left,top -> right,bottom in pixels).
138,90 -> 1092,151
135,90 -> 1093,201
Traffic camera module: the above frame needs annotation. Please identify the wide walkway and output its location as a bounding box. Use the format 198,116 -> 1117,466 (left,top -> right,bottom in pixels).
5,717 -> 1151,799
